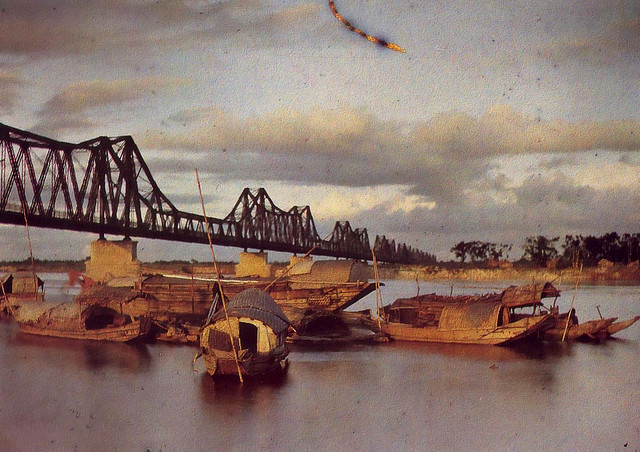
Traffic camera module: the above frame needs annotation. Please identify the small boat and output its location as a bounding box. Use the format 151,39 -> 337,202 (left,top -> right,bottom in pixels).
381,296 -> 554,345
1,271 -> 45,314
605,315 -> 640,337
200,289 -> 291,378
543,310 -> 617,341
13,302 -> 150,342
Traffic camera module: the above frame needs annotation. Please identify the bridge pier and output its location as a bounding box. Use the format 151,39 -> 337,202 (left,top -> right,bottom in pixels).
85,239 -> 141,283
289,255 -> 313,268
235,252 -> 272,278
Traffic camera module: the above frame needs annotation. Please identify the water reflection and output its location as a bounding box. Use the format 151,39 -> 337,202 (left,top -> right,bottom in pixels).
382,338 -> 575,362
198,367 -> 290,405
8,330 -> 151,373
82,342 -> 151,372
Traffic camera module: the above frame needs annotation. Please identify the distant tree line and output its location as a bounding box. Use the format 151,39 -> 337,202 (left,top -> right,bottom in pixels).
560,233 -> 640,267
450,241 -> 513,263
450,232 -> 640,268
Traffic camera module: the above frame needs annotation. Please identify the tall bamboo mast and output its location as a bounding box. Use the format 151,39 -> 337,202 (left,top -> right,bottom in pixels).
196,169 -> 244,383
562,263 -> 583,342
20,171 -> 38,296
371,248 -> 383,331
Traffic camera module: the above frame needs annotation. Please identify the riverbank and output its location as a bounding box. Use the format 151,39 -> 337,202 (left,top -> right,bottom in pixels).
3,259 -> 640,284
377,261 -> 640,284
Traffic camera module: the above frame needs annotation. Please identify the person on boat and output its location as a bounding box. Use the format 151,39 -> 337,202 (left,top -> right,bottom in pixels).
569,308 -> 579,325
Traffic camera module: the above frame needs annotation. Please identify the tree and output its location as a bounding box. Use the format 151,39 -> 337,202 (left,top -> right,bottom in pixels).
600,232 -> 624,263
622,233 -> 640,264
562,232 -> 640,266
451,241 -> 474,263
522,235 -> 559,266
582,235 -> 603,266
562,234 -> 584,268
451,241 -> 512,263
487,243 -> 512,260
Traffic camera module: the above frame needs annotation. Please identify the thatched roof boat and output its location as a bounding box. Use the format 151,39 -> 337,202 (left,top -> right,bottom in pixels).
382,299 -> 553,345
1,271 -> 45,312
380,283 -> 559,345
13,302 -> 150,342
200,289 -> 291,377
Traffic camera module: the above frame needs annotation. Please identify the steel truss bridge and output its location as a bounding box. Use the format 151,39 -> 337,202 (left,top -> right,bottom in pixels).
0,122 -> 434,264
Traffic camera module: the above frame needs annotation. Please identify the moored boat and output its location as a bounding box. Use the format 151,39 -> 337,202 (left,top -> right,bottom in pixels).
605,315 -> 640,337
541,304 -> 638,341
1,271 -> 45,314
13,302 -> 150,342
543,314 -> 617,341
199,288 -> 291,378
381,295 -> 554,345
378,282 -> 561,345
101,260 -> 376,342
131,273 -> 375,323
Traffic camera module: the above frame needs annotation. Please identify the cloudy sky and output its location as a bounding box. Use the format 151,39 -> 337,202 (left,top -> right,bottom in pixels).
1,0 -> 639,262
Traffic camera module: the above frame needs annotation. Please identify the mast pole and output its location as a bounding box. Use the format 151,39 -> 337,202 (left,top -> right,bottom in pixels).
562,263 -> 583,342
196,169 -> 244,383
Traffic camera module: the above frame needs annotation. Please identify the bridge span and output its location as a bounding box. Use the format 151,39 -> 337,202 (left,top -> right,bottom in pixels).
0,122 -> 434,264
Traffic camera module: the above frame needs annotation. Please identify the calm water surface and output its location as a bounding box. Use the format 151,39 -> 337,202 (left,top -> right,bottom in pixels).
1,275 -> 639,451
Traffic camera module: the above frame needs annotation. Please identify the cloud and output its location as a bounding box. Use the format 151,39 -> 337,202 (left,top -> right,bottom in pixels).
0,0 -> 205,55
32,117 -> 98,137
538,12 -> 640,65
33,77 -> 190,135
0,71 -> 20,113
42,77 -> 186,115
0,0 -> 324,56
347,172 -> 640,259
414,105 -> 640,155
139,104 -> 640,204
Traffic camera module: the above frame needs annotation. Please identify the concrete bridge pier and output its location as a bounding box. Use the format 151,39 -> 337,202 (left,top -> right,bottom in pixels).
235,252 -> 273,278
85,239 -> 141,283
289,255 -> 313,267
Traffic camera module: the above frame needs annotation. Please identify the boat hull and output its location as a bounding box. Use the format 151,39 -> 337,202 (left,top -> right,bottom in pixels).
134,276 -> 374,311
123,275 -> 376,335
544,317 -> 616,341
382,314 -> 553,345
204,350 -> 289,378
18,319 -> 149,342
605,316 -> 640,336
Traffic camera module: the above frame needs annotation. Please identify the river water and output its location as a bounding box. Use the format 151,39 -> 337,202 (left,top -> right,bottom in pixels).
1,274 -> 639,451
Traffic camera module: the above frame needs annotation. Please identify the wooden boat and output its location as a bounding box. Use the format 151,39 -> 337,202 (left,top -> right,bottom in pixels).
95,260 -> 375,341
13,301 -> 150,342
71,259 -> 377,343
1,271 -> 45,314
381,295 -> 554,345
605,315 -> 640,337
73,275 -> 375,344
132,273 -> 373,318
200,288 -> 291,378
543,310 -> 617,341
